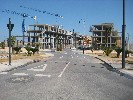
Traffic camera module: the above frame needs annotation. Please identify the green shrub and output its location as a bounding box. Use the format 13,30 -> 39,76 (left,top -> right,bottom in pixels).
25,46 -> 32,56
30,48 -> 39,55
125,50 -> 133,58
25,46 -> 39,56
57,44 -> 62,51
90,46 -> 94,53
114,47 -> 122,58
13,47 -> 21,54
1,42 -> 5,49
103,47 -> 113,56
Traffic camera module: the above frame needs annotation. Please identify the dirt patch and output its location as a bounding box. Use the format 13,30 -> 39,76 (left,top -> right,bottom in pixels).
0,53 -> 48,63
85,50 -> 133,64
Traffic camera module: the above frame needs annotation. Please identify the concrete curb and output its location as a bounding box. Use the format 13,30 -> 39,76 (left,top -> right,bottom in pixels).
94,56 -> 133,78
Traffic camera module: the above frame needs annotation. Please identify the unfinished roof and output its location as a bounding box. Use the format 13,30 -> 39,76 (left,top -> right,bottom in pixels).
92,23 -> 113,26
92,23 -> 114,30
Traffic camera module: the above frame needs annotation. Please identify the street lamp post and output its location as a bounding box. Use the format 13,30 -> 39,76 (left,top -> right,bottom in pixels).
122,0 -> 126,69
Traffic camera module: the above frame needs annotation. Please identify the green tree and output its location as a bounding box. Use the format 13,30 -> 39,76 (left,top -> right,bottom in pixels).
7,36 -> 16,47
105,27 -> 112,47
7,36 -> 16,54
0,42 -> 5,49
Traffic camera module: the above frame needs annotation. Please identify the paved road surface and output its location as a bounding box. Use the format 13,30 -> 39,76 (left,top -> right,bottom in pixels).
0,49 -> 133,100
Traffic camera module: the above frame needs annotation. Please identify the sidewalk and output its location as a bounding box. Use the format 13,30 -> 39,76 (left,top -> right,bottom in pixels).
0,52 -> 54,72
0,59 -> 33,72
80,50 -> 133,77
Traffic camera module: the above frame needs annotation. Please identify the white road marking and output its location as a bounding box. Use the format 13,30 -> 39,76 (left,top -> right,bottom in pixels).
47,61 -> 66,62
71,55 -> 73,58
27,64 -> 47,71
35,74 -> 51,77
58,62 -> 70,77
60,56 -> 63,58
0,72 -> 8,74
84,57 -> 86,58
77,56 -> 78,57
13,73 -> 28,76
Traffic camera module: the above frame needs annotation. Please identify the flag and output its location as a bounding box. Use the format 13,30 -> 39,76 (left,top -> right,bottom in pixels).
22,19 -> 26,34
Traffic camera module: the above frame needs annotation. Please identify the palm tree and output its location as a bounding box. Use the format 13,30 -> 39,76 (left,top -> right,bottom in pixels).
0,42 -> 5,49
105,27 -> 112,47
7,36 -> 16,54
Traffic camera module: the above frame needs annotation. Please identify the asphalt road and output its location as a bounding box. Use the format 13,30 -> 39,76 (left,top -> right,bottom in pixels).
0,49 -> 133,100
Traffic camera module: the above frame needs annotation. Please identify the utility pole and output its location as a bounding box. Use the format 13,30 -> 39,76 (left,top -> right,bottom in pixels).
7,18 -> 14,65
122,0 -> 126,69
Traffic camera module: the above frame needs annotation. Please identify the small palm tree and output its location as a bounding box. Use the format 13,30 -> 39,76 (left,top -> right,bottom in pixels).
7,36 -> 16,54
30,48 -> 39,55
13,47 -> 21,54
25,46 -> 32,56
7,36 -> 16,47
105,27 -> 112,47
103,47 -> 113,56
1,42 -> 5,49
114,47 -> 122,58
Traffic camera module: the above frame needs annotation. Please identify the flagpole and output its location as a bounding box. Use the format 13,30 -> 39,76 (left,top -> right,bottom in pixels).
22,18 -> 25,45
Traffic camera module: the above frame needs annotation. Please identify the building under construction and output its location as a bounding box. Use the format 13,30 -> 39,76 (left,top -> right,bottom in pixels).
90,23 -> 121,49
25,24 -> 73,49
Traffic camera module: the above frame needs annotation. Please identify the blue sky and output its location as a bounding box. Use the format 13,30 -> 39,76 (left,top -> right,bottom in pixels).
0,0 -> 133,43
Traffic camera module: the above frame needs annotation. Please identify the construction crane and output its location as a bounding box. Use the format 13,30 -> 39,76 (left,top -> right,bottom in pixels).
1,9 -> 36,45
